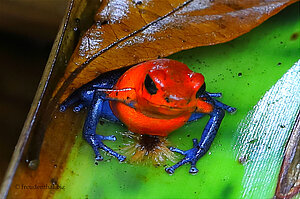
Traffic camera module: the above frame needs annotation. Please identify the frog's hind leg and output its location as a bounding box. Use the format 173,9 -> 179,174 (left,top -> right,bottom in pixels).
83,90 -> 126,162
166,107 -> 225,174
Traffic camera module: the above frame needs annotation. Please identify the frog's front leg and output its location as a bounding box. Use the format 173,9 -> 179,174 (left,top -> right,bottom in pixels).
83,90 -> 126,162
165,107 -> 225,174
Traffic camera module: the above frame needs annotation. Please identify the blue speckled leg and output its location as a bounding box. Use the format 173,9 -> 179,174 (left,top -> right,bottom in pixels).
83,91 -> 126,162
166,91 -> 236,174
165,107 -> 225,174
59,69 -> 126,163
188,113 -> 205,122
206,92 -> 222,98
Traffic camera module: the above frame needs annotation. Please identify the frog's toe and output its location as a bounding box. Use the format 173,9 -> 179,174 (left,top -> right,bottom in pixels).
92,146 -> 104,162
189,162 -> 199,174
228,107 -> 237,114
207,92 -> 222,98
189,166 -> 198,174
59,105 -> 67,112
165,159 -> 196,174
117,154 -> 126,162
165,167 -> 175,174
73,103 -> 84,112
165,158 -> 190,174
169,146 -> 186,155
98,135 -> 117,141
95,154 -> 104,162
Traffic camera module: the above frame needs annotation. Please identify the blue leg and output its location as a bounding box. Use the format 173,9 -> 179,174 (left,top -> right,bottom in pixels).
165,107 -> 225,174
83,91 -> 126,162
188,113 -> 205,122
204,92 -> 236,113
206,92 -> 222,98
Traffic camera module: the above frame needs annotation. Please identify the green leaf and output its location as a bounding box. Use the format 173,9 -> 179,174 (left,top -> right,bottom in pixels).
54,3 -> 300,199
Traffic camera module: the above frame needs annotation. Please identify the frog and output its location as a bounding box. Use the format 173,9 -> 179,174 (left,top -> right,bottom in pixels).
59,59 -> 236,174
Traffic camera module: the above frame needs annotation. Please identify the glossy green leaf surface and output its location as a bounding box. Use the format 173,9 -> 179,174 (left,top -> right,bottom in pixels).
54,3 -> 299,199
235,60 -> 299,199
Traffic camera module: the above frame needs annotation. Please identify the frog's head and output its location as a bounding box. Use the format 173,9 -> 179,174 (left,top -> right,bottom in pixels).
135,59 -> 213,119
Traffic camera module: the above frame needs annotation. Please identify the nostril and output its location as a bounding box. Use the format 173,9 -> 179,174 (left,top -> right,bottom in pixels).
165,97 -> 170,103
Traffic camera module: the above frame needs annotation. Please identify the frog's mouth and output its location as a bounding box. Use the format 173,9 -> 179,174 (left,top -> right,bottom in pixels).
136,98 -> 197,119
137,96 -> 213,119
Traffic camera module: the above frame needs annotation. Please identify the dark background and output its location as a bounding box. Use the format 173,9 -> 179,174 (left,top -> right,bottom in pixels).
0,0 -> 67,183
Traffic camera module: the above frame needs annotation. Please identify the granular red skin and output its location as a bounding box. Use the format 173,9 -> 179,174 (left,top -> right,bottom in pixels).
109,59 -> 212,136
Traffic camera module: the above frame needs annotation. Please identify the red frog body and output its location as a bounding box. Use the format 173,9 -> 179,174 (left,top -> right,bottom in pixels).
110,59 -> 212,136
60,59 -> 236,174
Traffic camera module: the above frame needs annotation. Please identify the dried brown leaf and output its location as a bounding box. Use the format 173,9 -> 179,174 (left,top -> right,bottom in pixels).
54,0 -> 298,102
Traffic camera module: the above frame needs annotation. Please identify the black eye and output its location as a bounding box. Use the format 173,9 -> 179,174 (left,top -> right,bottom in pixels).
196,83 -> 206,98
144,74 -> 158,95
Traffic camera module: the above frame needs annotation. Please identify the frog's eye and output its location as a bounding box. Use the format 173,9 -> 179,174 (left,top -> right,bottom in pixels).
144,74 -> 158,95
196,83 -> 206,98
